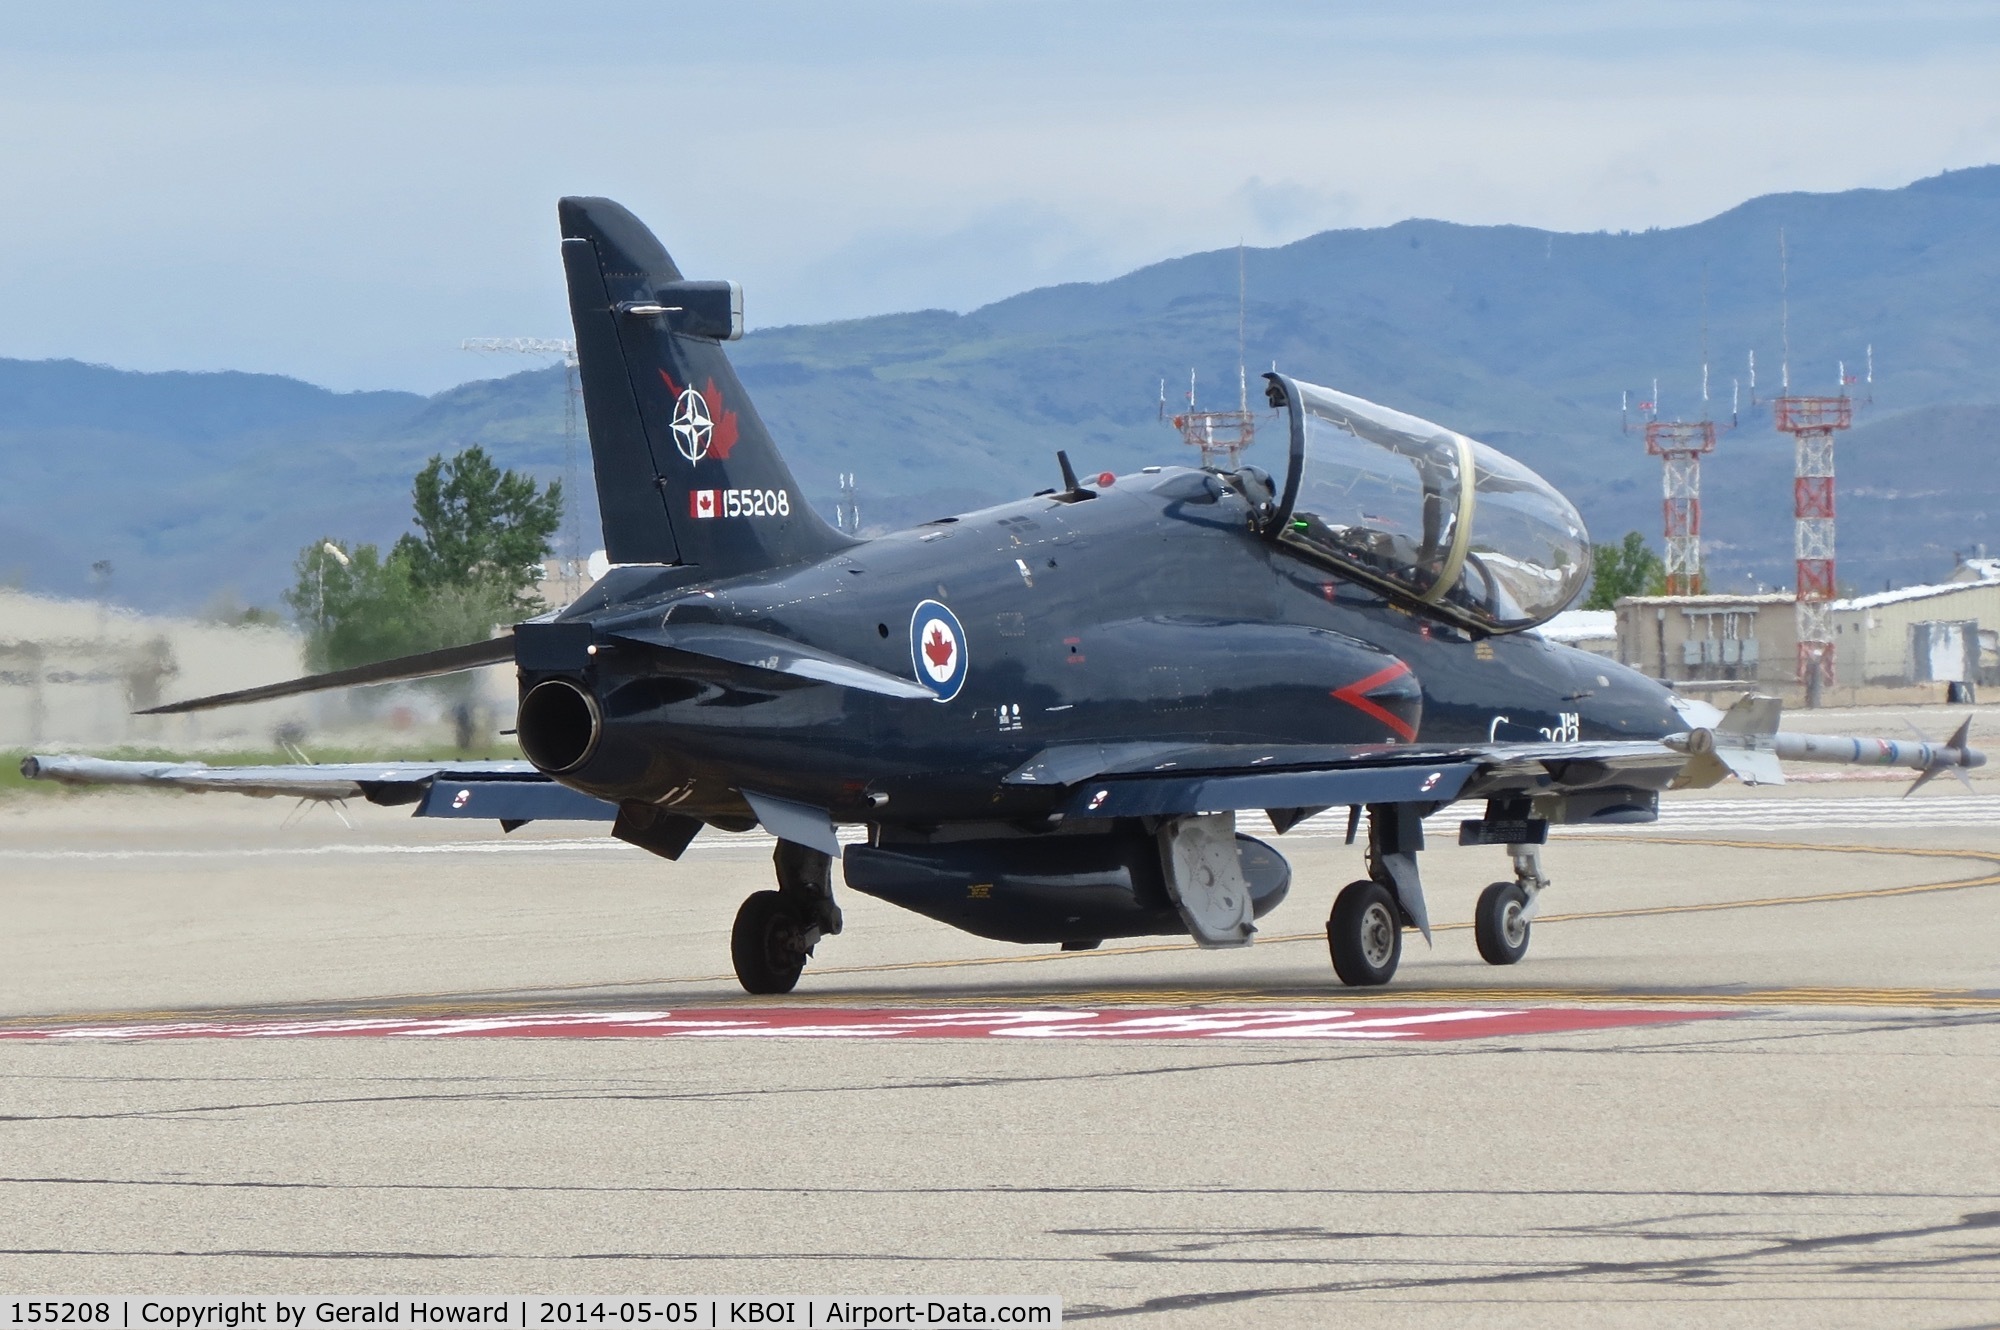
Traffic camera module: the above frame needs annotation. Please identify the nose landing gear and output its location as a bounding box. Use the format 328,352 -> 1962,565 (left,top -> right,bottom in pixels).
730,841 -> 842,995
1475,842 -> 1547,966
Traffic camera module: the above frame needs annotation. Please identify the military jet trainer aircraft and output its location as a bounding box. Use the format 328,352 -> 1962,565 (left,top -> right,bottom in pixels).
27,198 -> 1985,993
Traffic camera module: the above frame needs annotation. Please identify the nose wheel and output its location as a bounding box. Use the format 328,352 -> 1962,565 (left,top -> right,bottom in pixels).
1474,881 -> 1531,964
1476,840 -> 1546,966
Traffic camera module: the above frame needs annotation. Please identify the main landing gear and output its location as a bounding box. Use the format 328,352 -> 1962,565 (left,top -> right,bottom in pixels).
1325,802 -> 1551,986
1326,803 -> 1430,987
731,841 -> 842,994
1328,879 -> 1402,985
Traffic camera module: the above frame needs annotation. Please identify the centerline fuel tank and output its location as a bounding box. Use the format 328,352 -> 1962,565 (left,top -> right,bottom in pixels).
842,828 -> 1292,945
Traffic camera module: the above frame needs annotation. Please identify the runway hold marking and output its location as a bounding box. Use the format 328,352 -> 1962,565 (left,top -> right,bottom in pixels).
0,1005 -> 1717,1043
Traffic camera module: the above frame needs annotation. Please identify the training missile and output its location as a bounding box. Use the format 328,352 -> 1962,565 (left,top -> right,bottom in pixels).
1664,715 -> 1983,794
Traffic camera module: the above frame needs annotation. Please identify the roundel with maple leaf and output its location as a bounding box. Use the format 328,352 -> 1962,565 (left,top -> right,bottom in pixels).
910,599 -> 968,702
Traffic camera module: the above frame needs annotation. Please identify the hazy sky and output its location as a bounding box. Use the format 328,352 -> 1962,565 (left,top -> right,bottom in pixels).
3,1 -> 1998,391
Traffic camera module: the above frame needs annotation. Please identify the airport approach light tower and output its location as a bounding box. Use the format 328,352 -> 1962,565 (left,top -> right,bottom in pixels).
1773,392 -> 1851,706
1624,369 -> 1724,597
1646,419 -> 1719,596
1163,245 -> 1256,470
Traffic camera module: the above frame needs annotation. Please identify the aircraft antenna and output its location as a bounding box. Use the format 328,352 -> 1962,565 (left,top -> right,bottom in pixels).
462,337 -> 583,601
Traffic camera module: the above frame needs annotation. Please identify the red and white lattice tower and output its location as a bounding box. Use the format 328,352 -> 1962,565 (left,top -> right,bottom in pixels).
1643,420 -> 1717,596
1772,394 -> 1852,699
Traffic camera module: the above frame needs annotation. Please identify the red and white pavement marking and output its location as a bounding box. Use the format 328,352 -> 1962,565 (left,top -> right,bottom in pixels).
0,1005 -> 1720,1042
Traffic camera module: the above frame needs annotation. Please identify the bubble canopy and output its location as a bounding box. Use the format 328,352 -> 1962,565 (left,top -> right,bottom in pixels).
1261,374 -> 1590,634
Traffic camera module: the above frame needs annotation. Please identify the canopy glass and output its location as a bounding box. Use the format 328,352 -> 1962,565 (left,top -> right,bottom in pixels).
1265,376 -> 1590,633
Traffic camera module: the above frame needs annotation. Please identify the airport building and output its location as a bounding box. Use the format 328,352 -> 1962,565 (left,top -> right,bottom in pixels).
1611,561 -> 2000,701
0,589 -> 305,749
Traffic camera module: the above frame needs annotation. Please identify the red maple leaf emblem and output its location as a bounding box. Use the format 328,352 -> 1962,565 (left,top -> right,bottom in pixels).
656,371 -> 740,460
924,626 -> 954,670
703,377 -> 739,459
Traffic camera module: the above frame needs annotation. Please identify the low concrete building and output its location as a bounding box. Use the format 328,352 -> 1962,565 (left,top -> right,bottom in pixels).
1611,594 -> 1798,690
1538,609 -> 1619,659
1831,581 -> 2000,691
0,589 -> 306,749
1611,573 -> 2000,702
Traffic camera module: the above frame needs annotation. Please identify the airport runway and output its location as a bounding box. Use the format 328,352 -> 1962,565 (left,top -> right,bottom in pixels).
1,778 -> 1997,1326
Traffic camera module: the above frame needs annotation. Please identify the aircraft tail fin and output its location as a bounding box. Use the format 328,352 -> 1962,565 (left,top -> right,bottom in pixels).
558,196 -> 851,573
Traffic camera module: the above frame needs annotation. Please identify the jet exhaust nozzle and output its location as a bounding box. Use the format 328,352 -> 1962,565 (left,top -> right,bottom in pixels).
517,678 -> 603,774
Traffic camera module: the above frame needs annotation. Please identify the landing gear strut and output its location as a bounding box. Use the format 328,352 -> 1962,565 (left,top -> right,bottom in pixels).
1328,880 -> 1401,985
1326,803 -> 1433,987
730,841 -> 842,995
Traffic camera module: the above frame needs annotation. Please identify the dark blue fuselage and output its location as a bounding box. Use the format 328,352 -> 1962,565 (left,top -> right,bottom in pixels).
536,466 -> 1680,829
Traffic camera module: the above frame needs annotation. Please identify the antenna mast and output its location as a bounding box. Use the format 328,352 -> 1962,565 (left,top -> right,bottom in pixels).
461,337 -> 583,601
1779,227 -> 1791,391
1627,268 -> 1731,596
1166,245 -> 1256,469
1237,242 -> 1248,415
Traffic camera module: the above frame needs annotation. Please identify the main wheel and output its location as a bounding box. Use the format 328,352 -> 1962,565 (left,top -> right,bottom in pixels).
1475,881 -> 1531,965
731,890 -> 809,995
1328,880 -> 1402,986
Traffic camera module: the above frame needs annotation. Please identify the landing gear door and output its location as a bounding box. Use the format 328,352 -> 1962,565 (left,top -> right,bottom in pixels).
1158,813 -> 1255,947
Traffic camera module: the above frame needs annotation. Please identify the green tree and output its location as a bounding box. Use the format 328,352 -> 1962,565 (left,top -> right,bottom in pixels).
1585,531 -> 1666,609
284,541 -> 421,671
392,446 -> 563,614
286,447 -> 562,671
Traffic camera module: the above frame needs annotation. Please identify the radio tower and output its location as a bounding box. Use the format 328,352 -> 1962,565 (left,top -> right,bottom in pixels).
1632,272 -> 1723,596
1646,419 -> 1717,595
1165,244 -> 1256,469
462,338 -> 584,600
1768,231 -> 1852,707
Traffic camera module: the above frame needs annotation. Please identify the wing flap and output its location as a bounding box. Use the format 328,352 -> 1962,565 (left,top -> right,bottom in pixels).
1065,762 -> 1479,818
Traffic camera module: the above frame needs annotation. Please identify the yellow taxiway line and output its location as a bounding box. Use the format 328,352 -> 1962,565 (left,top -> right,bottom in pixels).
4,836 -> 1997,1027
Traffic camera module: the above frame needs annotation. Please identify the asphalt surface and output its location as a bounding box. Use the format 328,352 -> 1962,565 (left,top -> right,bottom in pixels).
1,746 -> 1997,1325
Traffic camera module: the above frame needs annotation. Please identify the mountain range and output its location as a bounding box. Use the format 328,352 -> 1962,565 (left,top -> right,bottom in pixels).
5,165 -> 1999,612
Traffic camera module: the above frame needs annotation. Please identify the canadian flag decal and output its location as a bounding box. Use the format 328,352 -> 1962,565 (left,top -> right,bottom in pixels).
690,489 -> 719,519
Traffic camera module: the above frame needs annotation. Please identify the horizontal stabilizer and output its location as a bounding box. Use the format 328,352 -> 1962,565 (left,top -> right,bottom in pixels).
611,623 -> 933,699
138,634 -> 516,715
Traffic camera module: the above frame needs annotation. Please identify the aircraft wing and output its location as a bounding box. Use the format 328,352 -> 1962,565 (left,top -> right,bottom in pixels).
1021,695 -> 1984,822
19,755 -> 617,824
1012,738 -> 1687,820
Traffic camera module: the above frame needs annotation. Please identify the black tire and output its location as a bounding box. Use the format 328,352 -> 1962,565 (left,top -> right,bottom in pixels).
731,890 -> 808,995
1475,881 -> 1531,966
1328,879 -> 1402,986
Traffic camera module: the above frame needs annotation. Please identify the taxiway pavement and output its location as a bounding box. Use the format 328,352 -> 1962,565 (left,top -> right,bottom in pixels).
0,766 -> 1996,1326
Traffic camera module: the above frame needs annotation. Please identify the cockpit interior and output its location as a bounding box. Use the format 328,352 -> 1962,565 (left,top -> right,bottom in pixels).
1260,374 -> 1590,633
